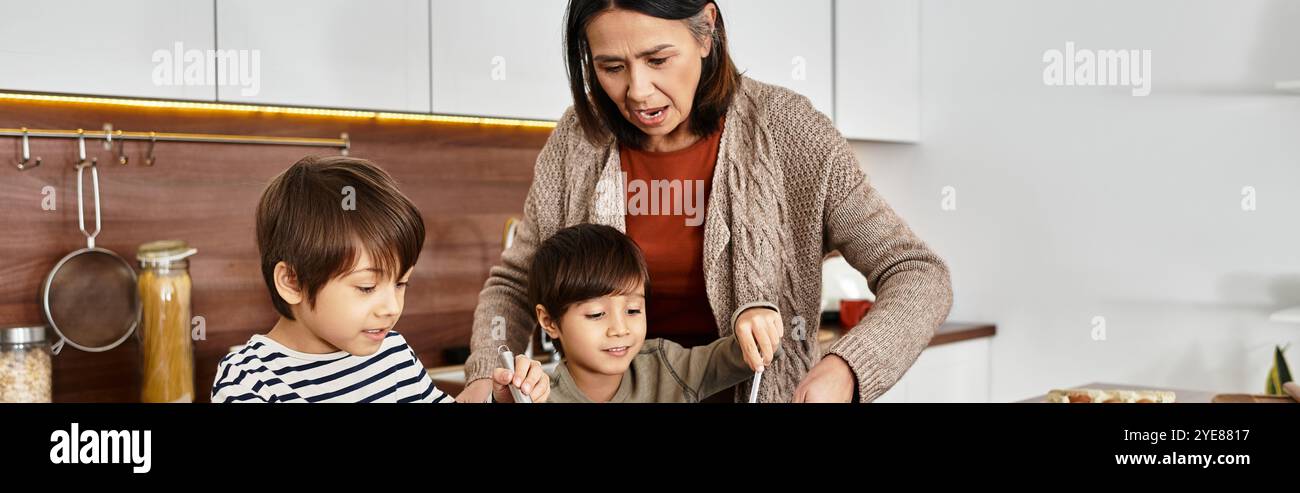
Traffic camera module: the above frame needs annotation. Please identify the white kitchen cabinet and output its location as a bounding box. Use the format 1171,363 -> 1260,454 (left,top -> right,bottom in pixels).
430,0 -> 571,121
873,337 -> 991,403
0,0 -> 215,101
216,0 -> 430,112
833,0 -> 920,142
716,0 -> 835,118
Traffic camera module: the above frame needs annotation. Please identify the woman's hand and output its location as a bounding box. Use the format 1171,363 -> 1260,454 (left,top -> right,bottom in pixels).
793,354 -> 857,403
490,354 -> 550,403
734,307 -> 784,372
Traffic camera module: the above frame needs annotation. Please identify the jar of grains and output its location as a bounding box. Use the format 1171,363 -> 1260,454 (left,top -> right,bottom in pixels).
0,325 -> 53,403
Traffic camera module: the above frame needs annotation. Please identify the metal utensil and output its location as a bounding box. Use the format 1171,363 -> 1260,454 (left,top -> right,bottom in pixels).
40,132 -> 139,354
497,345 -> 531,403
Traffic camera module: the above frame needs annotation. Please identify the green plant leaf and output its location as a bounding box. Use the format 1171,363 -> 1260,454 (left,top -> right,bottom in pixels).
1276,345 -> 1293,384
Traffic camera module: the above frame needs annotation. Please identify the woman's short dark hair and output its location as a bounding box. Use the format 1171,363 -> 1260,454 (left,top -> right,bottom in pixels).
528,224 -> 651,354
563,0 -> 741,149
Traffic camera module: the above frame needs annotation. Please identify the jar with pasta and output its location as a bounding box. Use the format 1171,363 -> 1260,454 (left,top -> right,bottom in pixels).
0,325 -> 53,403
137,240 -> 197,403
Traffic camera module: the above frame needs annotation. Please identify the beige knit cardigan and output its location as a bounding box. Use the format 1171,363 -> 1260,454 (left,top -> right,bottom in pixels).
464,76 -> 953,403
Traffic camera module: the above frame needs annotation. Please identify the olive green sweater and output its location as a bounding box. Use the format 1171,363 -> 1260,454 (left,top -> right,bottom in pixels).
547,337 -> 756,403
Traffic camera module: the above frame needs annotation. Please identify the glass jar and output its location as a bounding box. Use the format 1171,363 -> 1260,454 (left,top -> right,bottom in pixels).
0,325 -> 53,403
137,240 -> 197,403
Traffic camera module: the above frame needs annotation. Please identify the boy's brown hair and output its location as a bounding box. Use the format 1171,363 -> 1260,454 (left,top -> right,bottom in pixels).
256,156 -> 425,319
528,223 -> 650,354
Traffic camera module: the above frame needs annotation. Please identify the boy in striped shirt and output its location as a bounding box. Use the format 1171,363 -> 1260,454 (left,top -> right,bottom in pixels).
212,156 -> 549,403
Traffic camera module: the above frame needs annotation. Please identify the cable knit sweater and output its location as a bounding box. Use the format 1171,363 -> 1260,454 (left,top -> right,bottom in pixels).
465,76 -> 953,402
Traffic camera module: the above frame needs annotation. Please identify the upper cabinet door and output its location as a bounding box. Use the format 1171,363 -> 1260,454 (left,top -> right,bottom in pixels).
834,0 -> 920,142
716,0 -> 835,118
0,0 -> 215,101
216,0 -> 430,112
430,0 -> 571,121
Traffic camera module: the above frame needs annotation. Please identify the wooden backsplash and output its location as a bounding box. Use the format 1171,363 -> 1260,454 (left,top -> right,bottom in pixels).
0,99 -> 552,402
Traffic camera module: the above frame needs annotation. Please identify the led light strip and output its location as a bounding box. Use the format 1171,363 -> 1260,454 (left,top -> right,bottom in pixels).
0,92 -> 558,129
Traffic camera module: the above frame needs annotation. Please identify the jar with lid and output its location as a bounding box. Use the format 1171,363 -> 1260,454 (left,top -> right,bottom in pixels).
137,240 -> 197,403
0,325 -> 53,403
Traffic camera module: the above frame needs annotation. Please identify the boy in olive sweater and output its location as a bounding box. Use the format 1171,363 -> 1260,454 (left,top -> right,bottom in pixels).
527,224 -> 780,403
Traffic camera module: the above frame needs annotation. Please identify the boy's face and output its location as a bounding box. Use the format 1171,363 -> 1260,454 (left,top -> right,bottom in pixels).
540,284 -> 647,377
291,249 -> 412,356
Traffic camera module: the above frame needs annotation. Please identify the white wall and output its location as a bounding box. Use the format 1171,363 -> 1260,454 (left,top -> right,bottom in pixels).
855,0 -> 1300,401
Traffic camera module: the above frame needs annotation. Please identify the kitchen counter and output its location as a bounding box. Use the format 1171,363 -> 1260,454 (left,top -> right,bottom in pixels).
428,321 -> 996,397
816,321 -> 996,351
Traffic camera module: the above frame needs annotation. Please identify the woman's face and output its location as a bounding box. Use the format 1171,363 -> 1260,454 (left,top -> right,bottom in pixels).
585,6 -> 714,149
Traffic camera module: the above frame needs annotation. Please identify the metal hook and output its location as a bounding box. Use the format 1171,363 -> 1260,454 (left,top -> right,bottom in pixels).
114,132 -> 128,166
74,129 -> 95,169
143,132 -> 157,166
15,127 -> 42,170
103,124 -> 126,165
340,132 -> 350,156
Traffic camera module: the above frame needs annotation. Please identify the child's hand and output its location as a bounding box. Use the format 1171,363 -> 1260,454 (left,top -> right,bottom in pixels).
491,354 -> 550,403
734,307 -> 784,372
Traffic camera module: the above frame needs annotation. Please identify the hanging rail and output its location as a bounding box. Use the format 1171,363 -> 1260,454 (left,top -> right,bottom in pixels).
4,126 -> 349,170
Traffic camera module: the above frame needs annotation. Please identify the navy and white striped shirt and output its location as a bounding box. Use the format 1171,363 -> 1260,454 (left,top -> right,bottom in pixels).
211,331 -> 453,403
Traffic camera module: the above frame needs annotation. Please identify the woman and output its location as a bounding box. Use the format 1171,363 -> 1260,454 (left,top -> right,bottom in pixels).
458,0 -> 952,403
